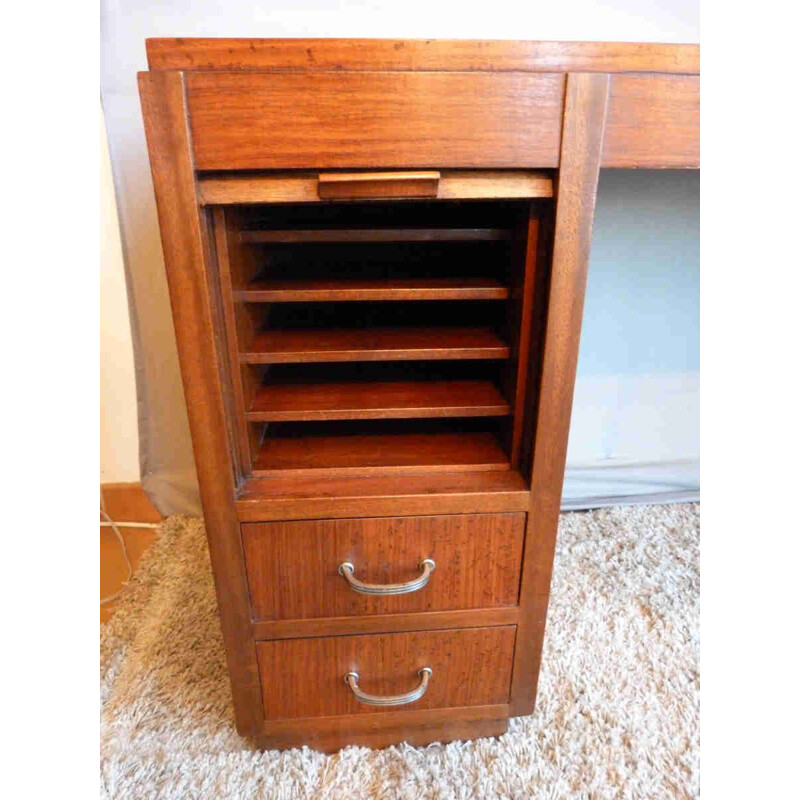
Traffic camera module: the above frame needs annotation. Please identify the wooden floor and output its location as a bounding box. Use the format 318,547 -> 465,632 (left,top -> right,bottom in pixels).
100,483 -> 162,623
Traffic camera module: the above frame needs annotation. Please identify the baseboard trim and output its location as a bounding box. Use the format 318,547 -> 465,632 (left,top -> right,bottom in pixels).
561,489 -> 700,512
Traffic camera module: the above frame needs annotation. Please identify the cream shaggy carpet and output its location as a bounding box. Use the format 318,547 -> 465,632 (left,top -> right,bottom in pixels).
100,504 -> 699,799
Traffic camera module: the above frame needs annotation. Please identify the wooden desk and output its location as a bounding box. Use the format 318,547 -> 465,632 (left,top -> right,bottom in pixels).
139,38 -> 699,752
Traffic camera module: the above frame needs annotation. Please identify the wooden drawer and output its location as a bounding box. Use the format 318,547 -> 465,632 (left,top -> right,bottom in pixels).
257,626 -> 515,720
241,512 -> 525,621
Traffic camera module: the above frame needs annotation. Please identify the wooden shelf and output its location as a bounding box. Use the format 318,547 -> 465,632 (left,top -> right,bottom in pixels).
246,380 -> 510,422
242,326 -> 509,363
234,276 -> 509,303
240,228 -> 512,244
252,430 -> 510,477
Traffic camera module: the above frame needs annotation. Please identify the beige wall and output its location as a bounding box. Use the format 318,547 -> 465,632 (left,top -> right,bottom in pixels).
101,104 -> 140,483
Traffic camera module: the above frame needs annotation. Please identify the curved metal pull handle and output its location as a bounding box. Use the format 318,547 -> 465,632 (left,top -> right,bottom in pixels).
344,668 -> 433,706
338,559 -> 435,596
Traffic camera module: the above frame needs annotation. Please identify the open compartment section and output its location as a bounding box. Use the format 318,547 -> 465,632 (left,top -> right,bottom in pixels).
210,193 -> 551,484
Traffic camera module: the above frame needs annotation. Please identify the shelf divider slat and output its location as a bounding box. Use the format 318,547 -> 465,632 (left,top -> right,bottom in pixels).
252,430 -> 510,477
239,228 -> 512,244
241,326 -> 509,363
245,380 -> 511,422
234,276 -> 509,303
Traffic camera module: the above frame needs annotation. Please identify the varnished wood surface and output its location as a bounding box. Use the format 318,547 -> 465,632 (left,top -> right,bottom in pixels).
251,704 -> 509,752
212,208 -> 256,472
318,171 -> 440,200
256,626 -> 515,719
236,470 -> 530,521
242,326 -> 510,363
603,74 -> 700,167
510,73 -> 610,716
252,430 -> 510,477
251,607 -> 519,641
508,211 -> 541,468
239,227 -> 512,244
246,379 -> 510,422
242,513 -> 525,620
138,71 -> 263,734
235,276 -> 509,303
198,170 -> 554,205
185,71 -> 565,170
148,38 -> 699,75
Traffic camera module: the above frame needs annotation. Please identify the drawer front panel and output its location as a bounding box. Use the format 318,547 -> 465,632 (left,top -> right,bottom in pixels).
257,626 -> 515,719
185,71 -> 565,170
242,512 -> 526,621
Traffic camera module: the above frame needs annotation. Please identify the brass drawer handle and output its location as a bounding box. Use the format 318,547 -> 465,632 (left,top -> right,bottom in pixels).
338,559 -> 435,595
344,667 -> 433,706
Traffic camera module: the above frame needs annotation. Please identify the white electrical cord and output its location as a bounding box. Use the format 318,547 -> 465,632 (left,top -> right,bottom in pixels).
100,490 -> 159,606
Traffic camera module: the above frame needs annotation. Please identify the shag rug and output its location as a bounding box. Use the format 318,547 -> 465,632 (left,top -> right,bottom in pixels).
100,504 -> 699,799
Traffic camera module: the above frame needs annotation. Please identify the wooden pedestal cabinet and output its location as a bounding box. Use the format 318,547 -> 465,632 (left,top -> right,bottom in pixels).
138,38 -> 699,752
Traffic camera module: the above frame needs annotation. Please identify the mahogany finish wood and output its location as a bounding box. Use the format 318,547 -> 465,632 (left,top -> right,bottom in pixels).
235,276 -> 509,303
242,513 -> 525,620
235,471 -> 531,522
148,38 -> 699,75
242,326 -> 510,363
251,705 -> 510,753
256,626 -> 515,719
139,38 -> 699,751
246,379 -> 510,422
185,71 -> 565,170
137,71 -> 263,734
212,208 -> 256,471
198,170 -> 554,206
251,607 -> 519,641
602,74 -> 700,167
317,171 -> 441,200
510,73 -> 611,716
239,228 -> 512,244
252,430 -> 510,477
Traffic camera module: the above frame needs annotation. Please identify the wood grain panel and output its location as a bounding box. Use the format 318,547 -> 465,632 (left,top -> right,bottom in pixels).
256,626 -> 515,719
242,513 -> 525,620
603,74 -> 699,167
137,71 -> 263,734
185,71 -> 565,170
510,73 -> 610,716
148,38 -> 700,75
236,471 -> 530,521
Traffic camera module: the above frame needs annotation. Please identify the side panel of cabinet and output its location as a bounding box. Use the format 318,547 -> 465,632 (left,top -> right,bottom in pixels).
138,71 -> 264,735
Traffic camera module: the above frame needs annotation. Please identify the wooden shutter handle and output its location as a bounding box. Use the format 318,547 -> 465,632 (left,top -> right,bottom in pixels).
318,171 -> 440,200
